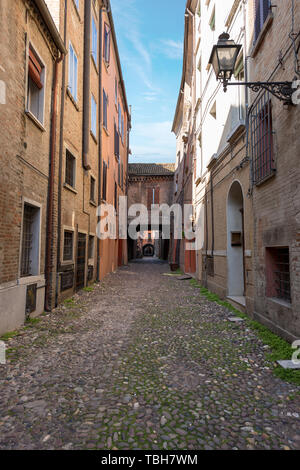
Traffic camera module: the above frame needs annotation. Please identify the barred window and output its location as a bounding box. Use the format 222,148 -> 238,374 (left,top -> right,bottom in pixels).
63,231 -> 74,261
250,93 -> 275,185
65,150 -> 76,187
90,176 -> 96,203
88,235 -> 94,260
21,204 -> 39,277
266,247 -> 291,303
114,121 -> 119,157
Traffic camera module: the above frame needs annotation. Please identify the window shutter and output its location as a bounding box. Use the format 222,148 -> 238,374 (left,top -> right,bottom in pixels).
29,49 -> 43,89
154,187 -> 160,205
254,0 -> 261,41
262,0 -> 270,23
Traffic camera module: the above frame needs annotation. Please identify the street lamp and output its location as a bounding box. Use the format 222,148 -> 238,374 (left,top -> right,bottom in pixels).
209,32 -> 242,85
209,33 -> 294,104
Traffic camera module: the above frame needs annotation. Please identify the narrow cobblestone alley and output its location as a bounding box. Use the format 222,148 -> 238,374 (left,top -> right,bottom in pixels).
0,260 -> 299,450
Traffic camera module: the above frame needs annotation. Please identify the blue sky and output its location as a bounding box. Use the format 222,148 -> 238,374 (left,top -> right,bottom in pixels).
110,0 -> 185,164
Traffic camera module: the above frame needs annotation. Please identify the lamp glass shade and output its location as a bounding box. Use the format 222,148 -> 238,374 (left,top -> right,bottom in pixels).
217,46 -> 240,75
209,34 -> 242,81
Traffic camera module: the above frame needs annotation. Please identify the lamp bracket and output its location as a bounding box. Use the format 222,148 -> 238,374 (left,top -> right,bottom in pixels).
223,80 -> 294,104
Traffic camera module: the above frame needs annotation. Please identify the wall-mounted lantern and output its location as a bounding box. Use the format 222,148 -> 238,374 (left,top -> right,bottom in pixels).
209,33 -> 294,104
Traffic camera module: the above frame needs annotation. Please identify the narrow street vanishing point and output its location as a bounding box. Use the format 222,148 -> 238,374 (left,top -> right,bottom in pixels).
0,259 -> 299,451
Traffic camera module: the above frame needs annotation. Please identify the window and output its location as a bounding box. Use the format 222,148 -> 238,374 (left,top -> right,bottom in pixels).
118,159 -> 121,186
121,116 -> 124,143
91,94 -> 97,137
103,89 -> 108,129
88,235 -> 95,260
115,78 -> 118,106
266,247 -> 291,303
65,150 -> 76,187
27,46 -> 45,123
103,23 -> 110,63
21,203 -> 40,277
90,176 -> 96,202
114,182 -> 118,211
102,161 -> 107,200
209,101 -> 217,119
234,58 -> 245,121
92,16 -> 98,66
114,122 -> 119,157
68,42 -> 78,101
118,103 -> 121,133
209,6 -> 215,31
121,162 -> 124,191
254,0 -> 271,41
250,93 -> 275,185
63,231 -> 74,261
147,188 -> 159,210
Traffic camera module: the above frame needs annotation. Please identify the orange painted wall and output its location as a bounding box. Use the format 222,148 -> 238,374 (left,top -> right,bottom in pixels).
99,8 -> 129,280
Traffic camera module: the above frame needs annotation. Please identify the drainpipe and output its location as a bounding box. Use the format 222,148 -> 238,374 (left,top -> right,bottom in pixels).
210,173 -> 215,257
56,0 -> 68,307
97,4 -> 104,282
82,0 -> 92,171
45,52 -> 63,311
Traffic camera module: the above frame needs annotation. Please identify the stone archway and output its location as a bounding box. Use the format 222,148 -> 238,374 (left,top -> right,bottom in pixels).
143,244 -> 155,257
227,181 -> 245,299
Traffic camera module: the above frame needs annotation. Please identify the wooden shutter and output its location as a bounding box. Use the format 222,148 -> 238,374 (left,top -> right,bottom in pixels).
254,0 -> 270,41
28,48 -> 43,89
154,187 -> 160,205
103,24 -> 110,63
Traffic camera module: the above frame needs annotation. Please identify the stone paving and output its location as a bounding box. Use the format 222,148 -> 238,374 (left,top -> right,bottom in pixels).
0,259 -> 299,450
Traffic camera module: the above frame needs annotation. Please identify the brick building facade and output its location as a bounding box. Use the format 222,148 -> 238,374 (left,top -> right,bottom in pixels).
0,0 -> 130,335
0,0 -> 66,334
247,0 -> 300,341
128,164 -> 175,261
174,0 -> 300,340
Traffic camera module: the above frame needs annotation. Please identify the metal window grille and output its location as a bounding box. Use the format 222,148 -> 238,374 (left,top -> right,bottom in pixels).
90,176 -> 95,202
250,92 -> 275,185
63,231 -> 73,261
65,150 -> 75,187
88,236 -> 94,259
21,205 -> 36,277
273,248 -> 291,302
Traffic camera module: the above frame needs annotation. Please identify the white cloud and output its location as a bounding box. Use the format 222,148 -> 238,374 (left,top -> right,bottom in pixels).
160,39 -> 184,59
130,121 -> 176,163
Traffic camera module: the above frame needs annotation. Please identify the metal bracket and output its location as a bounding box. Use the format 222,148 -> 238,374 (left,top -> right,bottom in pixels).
223,80 -> 294,104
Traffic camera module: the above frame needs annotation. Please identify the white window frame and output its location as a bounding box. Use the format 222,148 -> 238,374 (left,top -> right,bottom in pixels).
19,198 -> 42,279
26,43 -> 46,126
68,41 -> 78,102
92,16 -> 98,66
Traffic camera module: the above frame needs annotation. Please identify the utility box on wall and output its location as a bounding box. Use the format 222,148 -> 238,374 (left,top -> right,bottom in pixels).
231,232 -> 242,247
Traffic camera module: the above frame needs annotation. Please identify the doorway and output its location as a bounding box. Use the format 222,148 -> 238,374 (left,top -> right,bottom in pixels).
227,181 -> 245,303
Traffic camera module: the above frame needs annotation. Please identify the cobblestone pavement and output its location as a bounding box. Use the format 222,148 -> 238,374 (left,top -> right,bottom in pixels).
0,259 -> 300,450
